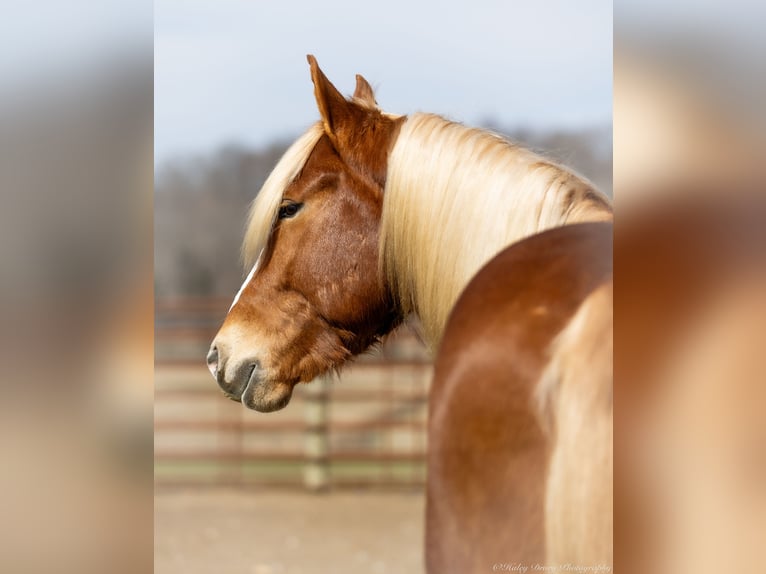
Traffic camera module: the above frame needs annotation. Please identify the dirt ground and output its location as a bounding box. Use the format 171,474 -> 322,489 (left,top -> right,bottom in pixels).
155,488 -> 425,574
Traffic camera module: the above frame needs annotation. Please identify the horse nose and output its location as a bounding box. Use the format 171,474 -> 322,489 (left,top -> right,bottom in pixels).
206,345 -> 219,378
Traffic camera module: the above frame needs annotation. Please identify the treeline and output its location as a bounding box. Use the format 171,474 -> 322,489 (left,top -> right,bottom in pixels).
155,124 -> 612,297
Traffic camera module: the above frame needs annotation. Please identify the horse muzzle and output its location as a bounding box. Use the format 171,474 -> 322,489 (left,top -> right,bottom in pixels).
206,344 -> 293,413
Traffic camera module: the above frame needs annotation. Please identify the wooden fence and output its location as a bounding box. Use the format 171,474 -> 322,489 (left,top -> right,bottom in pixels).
155,298 -> 432,490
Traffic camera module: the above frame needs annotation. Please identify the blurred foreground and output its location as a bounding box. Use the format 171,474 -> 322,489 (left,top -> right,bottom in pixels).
614,12 -> 766,573
0,2 -> 153,572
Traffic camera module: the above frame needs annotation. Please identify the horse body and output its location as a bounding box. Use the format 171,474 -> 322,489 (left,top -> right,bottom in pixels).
426,222 -> 613,572
208,56 -> 613,571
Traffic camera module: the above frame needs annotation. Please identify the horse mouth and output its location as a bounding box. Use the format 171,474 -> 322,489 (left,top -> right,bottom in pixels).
240,369 -> 294,413
218,364 -> 256,402
216,362 -> 293,413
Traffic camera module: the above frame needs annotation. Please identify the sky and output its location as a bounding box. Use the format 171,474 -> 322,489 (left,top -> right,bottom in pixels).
155,0 -> 612,165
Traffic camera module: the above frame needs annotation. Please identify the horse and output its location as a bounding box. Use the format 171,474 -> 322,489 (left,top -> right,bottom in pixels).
207,56 -> 613,572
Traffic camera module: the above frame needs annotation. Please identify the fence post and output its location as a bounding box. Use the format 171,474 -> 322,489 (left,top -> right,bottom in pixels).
303,375 -> 329,491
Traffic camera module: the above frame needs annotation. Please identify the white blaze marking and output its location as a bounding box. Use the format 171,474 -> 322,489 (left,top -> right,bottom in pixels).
228,250 -> 263,312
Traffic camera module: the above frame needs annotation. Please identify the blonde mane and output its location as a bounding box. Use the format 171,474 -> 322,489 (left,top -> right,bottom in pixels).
242,123 -> 324,269
381,113 -> 612,346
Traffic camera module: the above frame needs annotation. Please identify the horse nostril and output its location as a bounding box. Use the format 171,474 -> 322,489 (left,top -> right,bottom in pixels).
206,346 -> 219,377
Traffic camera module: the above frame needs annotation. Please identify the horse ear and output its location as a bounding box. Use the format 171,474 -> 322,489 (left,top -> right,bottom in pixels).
307,55 -> 352,145
353,74 -> 377,108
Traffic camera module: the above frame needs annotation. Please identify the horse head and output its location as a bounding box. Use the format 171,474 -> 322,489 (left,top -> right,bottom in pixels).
208,56 -> 404,412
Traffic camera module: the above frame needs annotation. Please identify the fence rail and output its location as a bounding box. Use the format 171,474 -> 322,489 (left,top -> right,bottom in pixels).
155,298 -> 432,490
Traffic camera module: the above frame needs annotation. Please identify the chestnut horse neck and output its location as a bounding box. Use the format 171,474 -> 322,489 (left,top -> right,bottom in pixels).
381,112 -> 613,346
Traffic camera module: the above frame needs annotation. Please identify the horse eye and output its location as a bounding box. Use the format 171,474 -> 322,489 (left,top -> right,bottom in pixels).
278,202 -> 302,220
